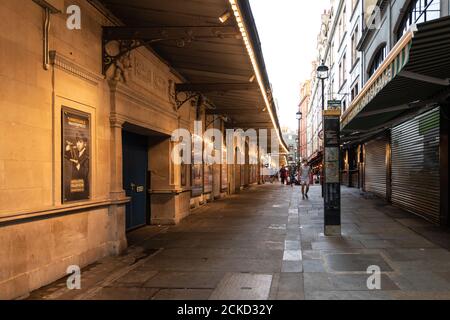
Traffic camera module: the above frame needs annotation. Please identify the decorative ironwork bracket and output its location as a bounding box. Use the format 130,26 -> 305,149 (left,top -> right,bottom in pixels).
167,80 -> 201,111
175,91 -> 202,111
102,39 -> 160,76
169,82 -> 217,115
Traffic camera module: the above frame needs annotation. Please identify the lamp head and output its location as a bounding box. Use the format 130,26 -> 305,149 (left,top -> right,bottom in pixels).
316,60 -> 329,80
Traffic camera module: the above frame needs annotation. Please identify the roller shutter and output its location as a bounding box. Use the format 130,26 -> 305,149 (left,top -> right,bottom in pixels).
365,137 -> 388,198
391,108 -> 440,224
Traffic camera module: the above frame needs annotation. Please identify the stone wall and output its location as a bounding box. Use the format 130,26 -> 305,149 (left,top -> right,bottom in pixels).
0,0 -> 184,299
0,0 -> 255,299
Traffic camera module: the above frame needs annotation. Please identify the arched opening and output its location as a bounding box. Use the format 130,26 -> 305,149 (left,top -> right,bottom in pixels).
367,43 -> 387,79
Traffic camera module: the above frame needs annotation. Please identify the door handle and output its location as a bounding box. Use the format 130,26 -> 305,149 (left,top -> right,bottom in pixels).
130,183 -> 136,192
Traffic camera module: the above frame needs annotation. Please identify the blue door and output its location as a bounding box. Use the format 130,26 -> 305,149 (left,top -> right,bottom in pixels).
122,131 -> 148,231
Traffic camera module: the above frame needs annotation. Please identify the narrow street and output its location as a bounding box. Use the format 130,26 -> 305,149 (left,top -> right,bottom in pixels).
28,184 -> 450,300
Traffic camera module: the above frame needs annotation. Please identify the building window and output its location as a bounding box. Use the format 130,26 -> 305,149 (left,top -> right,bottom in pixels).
338,18 -> 342,43
397,0 -> 441,40
328,78 -> 334,100
343,54 -> 347,84
368,45 -> 387,78
330,41 -> 334,66
339,6 -> 347,44
342,6 -> 347,31
339,54 -> 347,88
351,82 -> 359,101
351,26 -> 359,66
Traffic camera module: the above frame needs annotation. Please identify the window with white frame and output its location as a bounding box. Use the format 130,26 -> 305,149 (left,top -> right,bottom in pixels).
351,26 -> 359,66
351,82 -> 359,101
368,45 -> 387,78
397,0 -> 441,40
339,54 -> 347,88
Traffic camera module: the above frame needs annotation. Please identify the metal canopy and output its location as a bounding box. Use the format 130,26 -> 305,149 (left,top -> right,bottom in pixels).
341,16 -> 450,136
95,0 -> 287,151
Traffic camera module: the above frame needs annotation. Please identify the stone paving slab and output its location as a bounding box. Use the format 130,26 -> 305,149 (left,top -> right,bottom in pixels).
90,287 -> 159,300
324,253 -> 393,272
143,271 -> 224,289
209,273 -> 273,300
152,289 -> 214,300
27,184 -> 450,300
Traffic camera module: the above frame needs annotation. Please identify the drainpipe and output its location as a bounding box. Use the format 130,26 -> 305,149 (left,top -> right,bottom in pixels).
43,7 -> 51,70
32,0 -> 61,70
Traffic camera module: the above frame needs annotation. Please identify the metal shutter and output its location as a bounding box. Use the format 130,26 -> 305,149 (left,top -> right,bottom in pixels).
365,137 -> 388,198
391,108 -> 440,224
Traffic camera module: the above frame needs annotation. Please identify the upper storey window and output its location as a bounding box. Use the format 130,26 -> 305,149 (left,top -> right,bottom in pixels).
397,0 -> 441,39
368,45 -> 387,78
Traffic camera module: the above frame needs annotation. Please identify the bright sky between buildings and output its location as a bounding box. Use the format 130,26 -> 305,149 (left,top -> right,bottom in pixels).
250,0 -> 330,131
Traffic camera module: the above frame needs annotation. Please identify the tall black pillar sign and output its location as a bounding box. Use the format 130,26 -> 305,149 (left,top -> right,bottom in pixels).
323,109 -> 341,236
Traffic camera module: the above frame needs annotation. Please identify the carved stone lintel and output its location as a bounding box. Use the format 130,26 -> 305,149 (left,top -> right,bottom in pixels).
49,51 -> 105,85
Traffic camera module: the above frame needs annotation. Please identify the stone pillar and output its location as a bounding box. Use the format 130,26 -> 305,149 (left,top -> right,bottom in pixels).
108,80 -> 126,201
109,118 -> 126,200
108,81 -> 127,254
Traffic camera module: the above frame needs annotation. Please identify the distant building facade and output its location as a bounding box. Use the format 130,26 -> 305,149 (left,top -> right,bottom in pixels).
298,80 -> 311,161
302,0 -> 449,226
282,127 -> 299,165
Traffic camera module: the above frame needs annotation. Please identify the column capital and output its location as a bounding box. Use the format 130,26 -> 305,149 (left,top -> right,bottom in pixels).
110,113 -> 125,128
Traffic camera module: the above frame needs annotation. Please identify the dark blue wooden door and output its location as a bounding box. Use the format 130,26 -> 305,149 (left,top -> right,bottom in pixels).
122,131 -> 148,231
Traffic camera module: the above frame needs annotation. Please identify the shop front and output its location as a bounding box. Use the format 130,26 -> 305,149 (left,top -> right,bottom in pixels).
341,17 -> 450,226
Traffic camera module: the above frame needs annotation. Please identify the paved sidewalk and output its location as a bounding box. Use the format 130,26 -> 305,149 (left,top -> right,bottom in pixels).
27,184 -> 450,300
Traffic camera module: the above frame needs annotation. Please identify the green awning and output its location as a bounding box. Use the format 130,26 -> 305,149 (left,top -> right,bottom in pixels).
341,16 -> 450,133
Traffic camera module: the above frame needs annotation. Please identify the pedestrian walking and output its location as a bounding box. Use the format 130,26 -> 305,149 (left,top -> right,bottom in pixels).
279,166 -> 287,185
289,165 -> 296,187
299,160 -> 311,199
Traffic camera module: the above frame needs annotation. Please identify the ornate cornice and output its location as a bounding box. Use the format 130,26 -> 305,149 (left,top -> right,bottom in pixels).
50,50 -> 105,85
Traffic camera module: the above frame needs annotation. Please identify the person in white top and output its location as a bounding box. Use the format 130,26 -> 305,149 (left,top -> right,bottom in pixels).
299,160 -> 311,200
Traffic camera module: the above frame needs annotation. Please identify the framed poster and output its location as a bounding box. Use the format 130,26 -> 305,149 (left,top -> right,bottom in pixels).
221,146 -> 228,191
62,107 -> 91,203
191,134 -> 203,197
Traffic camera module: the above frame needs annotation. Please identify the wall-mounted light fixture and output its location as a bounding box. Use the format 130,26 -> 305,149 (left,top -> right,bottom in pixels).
219,10 -> 232,23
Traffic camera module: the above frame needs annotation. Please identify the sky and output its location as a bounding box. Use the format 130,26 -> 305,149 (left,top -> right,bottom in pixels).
250,0 -> 330,131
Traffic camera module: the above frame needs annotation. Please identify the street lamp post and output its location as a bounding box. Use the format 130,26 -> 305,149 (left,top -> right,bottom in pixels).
316,60 -> 329,198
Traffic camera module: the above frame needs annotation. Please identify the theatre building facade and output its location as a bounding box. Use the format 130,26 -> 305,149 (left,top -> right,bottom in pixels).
341,0 -> 449,227
0,0 -> 287,299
